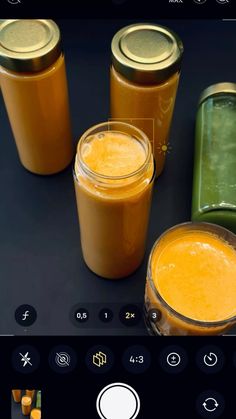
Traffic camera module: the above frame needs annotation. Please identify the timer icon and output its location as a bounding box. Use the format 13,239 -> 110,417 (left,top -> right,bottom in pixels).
203,352 -> 218,367
196,346 -> 224,374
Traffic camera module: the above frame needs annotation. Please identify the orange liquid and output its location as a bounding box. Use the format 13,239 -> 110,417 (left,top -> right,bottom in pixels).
30,409 -> 41,419
110,66 -> 180,177
21,396 -> 32,416
26,390 -> 35,400
81,131 -> 146,177
0,54 -> 73,175
12,390 -> 21,403
153,230 -> 236,321
74,131 -> 154,279
146,227 -> 236,335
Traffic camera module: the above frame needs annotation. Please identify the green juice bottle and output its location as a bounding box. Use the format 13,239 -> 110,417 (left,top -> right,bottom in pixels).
192,83 -> 236,234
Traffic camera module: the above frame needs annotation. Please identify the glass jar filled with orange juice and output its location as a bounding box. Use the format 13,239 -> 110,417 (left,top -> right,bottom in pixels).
145,222 -> 236,335
74,121 -> 155,279
110,23 -> 184,177
0,20 -> 73,175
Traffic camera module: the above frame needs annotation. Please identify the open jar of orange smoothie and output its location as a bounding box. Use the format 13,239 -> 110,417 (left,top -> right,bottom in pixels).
74,121 -> 155,279
145,222 -> 236,335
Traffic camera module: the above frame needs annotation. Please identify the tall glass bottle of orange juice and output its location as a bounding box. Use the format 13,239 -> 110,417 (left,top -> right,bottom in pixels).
110,23 -> 183,177
0,20 -> 73,175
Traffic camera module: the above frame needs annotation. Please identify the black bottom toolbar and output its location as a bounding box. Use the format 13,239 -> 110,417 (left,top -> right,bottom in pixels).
3,336 -> 236,418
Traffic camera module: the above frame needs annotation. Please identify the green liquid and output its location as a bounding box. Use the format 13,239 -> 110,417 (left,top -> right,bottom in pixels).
192,94 -> 236,233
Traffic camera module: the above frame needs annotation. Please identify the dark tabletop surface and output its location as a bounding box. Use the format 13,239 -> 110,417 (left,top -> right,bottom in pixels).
1,19 -> 236,335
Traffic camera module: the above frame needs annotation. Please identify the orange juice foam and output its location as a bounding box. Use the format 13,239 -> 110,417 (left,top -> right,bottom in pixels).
81,131 -> 146,177
152,230 -> 236,322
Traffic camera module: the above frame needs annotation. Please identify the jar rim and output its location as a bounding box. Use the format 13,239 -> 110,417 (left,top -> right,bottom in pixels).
147,221 -> 236,328
76,121 -> 153,183
198,82 -> 236,106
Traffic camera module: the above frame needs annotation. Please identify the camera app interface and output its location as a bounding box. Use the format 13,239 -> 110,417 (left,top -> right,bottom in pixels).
1,11 -> 236,336
0,0 -> 236,417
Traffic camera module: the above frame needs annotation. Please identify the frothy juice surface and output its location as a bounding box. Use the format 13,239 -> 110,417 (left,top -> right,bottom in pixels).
81,131 -> 146,177
152,230 -> 236,322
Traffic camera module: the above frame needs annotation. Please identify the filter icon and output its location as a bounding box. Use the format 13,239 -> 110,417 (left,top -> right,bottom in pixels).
93,352 -> 107,368
86,345 -> 114,374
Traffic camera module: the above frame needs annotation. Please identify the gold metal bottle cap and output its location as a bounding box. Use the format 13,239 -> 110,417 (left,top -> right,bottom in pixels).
111,23 -> 184,85
0,20 -> 61,73
199,82 -> 236,106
